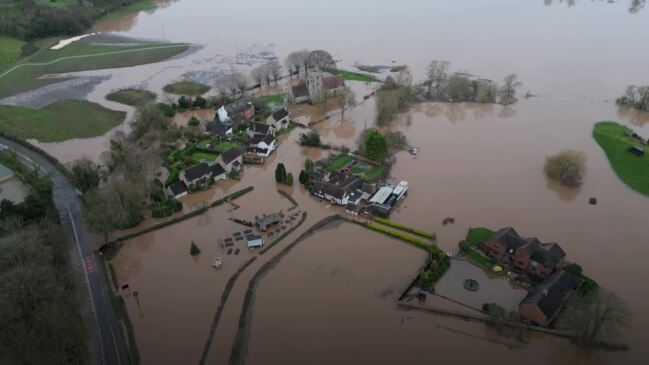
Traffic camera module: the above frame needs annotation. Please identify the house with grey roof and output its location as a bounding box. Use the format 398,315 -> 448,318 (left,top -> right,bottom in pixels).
519,270 -> 583,327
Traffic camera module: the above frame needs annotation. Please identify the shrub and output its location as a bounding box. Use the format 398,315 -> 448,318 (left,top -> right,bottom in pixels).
544,150 -> 586,187
188,116 -> 200,127
275,163 -> 287,183
190,241 -> 201,256
151,198 -> 182,218
299,170 -> 309,184
285,172 -> 294,186
299,130 -> 321,146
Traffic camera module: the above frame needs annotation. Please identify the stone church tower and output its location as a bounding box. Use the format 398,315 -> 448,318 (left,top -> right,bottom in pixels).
307,70 -> 324,104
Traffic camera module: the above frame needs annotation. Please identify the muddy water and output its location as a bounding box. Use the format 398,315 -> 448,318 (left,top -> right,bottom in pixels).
85,0 -> 649,364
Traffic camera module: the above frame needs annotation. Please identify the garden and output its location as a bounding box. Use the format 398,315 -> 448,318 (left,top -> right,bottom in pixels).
458,227 -> 497,270
324,154 -> 386,183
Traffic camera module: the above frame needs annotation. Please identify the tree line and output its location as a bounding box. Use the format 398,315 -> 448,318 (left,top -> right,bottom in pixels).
616,85 -> 649,112
0,0 -> 143,40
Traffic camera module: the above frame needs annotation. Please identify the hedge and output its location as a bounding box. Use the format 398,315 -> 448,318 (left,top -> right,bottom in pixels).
103,186 -> 254,249
364,222 -> 442,255
373,216 -> 436,239
277,189 -> 298,209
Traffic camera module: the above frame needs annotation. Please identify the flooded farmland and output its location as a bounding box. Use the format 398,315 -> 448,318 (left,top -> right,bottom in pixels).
8,0 -> 649,364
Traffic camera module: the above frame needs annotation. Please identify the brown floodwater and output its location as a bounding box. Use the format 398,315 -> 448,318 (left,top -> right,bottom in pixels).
40,0 -> 649,364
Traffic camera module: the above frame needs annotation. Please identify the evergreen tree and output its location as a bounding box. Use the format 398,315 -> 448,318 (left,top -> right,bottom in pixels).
275,163 -> 287,183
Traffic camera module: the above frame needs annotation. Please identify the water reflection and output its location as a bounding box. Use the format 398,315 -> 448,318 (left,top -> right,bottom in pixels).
616,105 -> 649,126
543,0 -> 645,13
421,102 -> 499,123
545,175 -> 581,202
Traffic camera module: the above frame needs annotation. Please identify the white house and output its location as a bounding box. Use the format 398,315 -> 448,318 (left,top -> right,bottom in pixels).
267,108 -> 290,131
217,106 -> 229,122
211,163 -> 227,181
179,162 -> 212,189
218,148 -> 243,173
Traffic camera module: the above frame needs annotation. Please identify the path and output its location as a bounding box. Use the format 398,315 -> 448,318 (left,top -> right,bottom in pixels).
0,44 -> 188,80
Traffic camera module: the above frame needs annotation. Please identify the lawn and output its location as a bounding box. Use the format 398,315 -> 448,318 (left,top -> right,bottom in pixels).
191,151 -> 218,163
0,100 -> 125,142
106,88 -> 157,106
593,121 -> 649,196
323,68 -> 379,82
362,166 -> 385,182
96,0 -> 156,22
465,248 -> 496,269
163,81 -> 211,96
0,35 -> 25,70
325,155 -> 353,172
466,227 -> 495,246
0,41 -> 189,98
258,94 -> 284,109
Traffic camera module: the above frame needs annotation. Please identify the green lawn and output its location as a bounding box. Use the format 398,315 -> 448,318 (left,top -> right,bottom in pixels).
106,88 -> 157,106
163,81 -> 211,96
593,121 -> 649,196
323,68 -> 379,82
214,142 -> 241,153
258,94 -> 284,110
465,248 -> 496,269
325,155 -> 353,171
0,100 -> 125,142
0,35 -> 25,70
96,0 -> 156,22
466,227 -> 495,245
191,151 -> 218,163
362,166 -> 385,182
0,42 -> 189,98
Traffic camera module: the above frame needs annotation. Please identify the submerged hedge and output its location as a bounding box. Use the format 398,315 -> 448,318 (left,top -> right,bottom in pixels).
373,216 -> 436,239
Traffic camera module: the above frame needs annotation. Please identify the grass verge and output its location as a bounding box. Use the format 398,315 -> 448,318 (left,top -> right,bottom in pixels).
0,35 -> 25,70
163,81 -> 211,96
106,88 -> 157,106
0,100 -> 125,142
373,216 -> 435,239
593,121 -> 649,196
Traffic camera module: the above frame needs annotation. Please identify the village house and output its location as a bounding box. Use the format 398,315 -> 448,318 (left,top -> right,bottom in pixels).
483,227 -> 566,277
206,121 -> 233,140
218,148 -> 243,173
211,163 -> 227,182
291,82 -> 310,104
165,181 -> 188,199
218,99 -> 255,124
519,270 -> 583,327
247,122 -> 273,138
247,134 -> 276,158
246,234 -> 264,249
267,108 -> 290,132
179,162 -> 212,189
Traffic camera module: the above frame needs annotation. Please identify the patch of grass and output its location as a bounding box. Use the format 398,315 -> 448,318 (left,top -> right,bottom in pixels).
325,155 -> 353,172
0,42 -> 189,98
106,88 -> 156,106
323,68 -> 379,82
362,166 -> 385,182
373,217 -> 435,239
191,151 -> 218,163
465,247 -> 496,269
214,142 -> 241,153
97,0 -> 157,22
466,227 -> 495,246
0,100 -> 125,142
163,81 -> 211,96
593,121 -> 649,196
0,35 -> 25,70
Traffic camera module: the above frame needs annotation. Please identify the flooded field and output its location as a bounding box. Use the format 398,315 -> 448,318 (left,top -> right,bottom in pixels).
0,176 -> 28,203
11,0 -> 648,363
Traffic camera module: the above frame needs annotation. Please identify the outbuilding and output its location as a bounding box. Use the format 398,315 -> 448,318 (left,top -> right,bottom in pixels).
246,235 -> 264,249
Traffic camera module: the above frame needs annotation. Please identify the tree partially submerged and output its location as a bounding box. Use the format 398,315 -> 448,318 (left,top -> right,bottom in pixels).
375,69 -> 419,125
335,87 -> 356,116
564,291 -> 632,350
544,150 -> 586,188
616,85 -> 649,112
70,158 -> 101,194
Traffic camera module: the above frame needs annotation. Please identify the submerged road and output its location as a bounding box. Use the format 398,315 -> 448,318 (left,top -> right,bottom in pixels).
0,137 -> 128,365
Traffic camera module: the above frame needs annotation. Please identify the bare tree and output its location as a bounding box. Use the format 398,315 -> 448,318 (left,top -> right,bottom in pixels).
251,65 -> 266,88
564,291 -> 632,348
308,50 -> 335,71
499,74 -> 522,104
269,60 -> 282,85
294,49 -> 310,75
231,72 -> 248,96
474,80 -> 499,103
335,87 -> 356,116
285,52 -> 301,77
426,60 -> 450,98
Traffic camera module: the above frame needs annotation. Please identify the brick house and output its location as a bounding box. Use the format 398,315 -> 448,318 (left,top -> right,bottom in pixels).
483,227 -> 566,277
519,270 -> 583,326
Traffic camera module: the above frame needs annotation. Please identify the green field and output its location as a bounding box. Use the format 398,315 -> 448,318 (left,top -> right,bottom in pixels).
0,42 -> 189,98
0,100 -> 125,142
325,155 -> 354,171
106,88 -> 157,106
258,94 -> 284,110
593,121 -> 649,196
465,227 -> 495,245
323,68 -> 379,82
96,0 -> 156,22
163,81 -> 211,96
0,35 -> 25,70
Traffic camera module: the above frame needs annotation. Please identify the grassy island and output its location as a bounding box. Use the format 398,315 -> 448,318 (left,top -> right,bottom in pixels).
107,88 -> 157,106
593,121 -> 649,196
163,81 -> 211,96
0,100 -> 125,142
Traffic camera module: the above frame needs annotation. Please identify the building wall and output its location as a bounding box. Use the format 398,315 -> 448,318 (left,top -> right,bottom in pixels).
519,303 -> 549,327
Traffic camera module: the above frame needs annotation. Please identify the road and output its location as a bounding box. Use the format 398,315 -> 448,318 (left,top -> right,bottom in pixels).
0,136 -> 128,365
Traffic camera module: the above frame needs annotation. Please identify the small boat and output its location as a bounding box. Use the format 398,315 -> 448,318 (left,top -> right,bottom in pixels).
408,147 -> 419,155
212,257 -> 223,268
